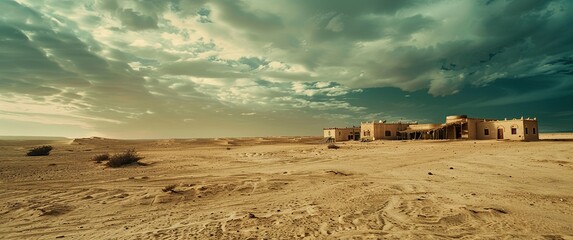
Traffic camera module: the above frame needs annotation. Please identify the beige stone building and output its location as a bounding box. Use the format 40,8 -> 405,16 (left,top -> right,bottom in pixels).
400,115 -> 539,141
323,127 -> 360,142
475,117 -> 539,141
323,115 -> 539,141
360,121 -> 415,140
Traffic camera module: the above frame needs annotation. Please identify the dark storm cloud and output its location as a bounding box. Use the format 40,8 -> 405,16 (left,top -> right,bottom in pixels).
147,0 -> 572,97
53,1 -> 573,96
319,1 -> 567,94
2,0 -> 572,137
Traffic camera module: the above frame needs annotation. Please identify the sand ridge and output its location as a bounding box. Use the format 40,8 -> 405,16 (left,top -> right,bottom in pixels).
1,135 -> 572,239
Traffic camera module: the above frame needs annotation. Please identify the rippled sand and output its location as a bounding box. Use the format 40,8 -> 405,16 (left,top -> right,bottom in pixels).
1,135 -> 572,239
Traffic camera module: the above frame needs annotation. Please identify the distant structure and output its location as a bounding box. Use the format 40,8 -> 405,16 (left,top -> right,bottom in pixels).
360,120 -> 415,140
323,127 -> 360,142
323,115 -> 539,142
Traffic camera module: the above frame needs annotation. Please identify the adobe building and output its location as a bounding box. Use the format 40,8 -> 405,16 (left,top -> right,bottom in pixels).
323,115 -> 539,141
475,117 -> 539,141
323,127 -> 361,142
400,115 -> 539,141
360,120 -> 415,140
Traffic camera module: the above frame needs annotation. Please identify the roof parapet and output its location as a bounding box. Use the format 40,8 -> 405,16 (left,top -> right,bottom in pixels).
323,127 -> 360,130
361,120 -> 417,125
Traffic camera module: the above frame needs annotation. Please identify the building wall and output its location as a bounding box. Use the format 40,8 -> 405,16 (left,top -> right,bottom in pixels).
466,119 -> 479,140
382,124 -> 411,140
475,121 -> 498,140
329,116 -> 539,142
324,129 -> 337,139
360,122 -> 373,140
500,120 -> 525,140
444,117 -> 538,141
475,119 -> 538,140
523,120 -> 539,141
324,128 -> 360,141
361,122 -> 411,140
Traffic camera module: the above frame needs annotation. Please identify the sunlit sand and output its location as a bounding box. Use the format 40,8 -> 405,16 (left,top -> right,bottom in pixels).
1,134 -> 572,239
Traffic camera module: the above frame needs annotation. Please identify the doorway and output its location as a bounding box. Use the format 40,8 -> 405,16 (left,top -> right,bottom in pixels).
455,125 -> 462,139
497,128 -> 504,139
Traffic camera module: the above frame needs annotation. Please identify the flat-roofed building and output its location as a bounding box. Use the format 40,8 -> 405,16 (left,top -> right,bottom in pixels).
475,117 -> 539,141
400,115 -> 539,141
360,120 -> 415,140
323,127 -> 361,142
323,114 -> 539,141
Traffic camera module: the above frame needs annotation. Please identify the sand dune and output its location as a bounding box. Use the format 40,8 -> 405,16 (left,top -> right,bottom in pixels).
1,134 -> 572,239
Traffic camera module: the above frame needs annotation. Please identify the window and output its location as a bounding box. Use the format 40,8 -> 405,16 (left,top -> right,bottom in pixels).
338,131 -> 341,136
511,127 -> 517,135
533,128 -> 536,134
328,131 -> 331,136
484,128 -> 489,135
525,128 -> 528,134
385,130 -> 391,136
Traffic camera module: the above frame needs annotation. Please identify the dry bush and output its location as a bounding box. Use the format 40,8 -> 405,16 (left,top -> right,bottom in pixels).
26,145 -> 53,156
162,184 -> 178,193
106,149 -> 143,167
91,153 -> 110,162
327,144 -> 340,149
325,170 -> 350,176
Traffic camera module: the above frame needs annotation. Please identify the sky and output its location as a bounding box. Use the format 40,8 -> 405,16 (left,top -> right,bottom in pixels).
1,0 -> 572,138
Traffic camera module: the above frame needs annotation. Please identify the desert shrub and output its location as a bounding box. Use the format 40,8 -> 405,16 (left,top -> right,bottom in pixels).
162,184 -> 178,193
26,145 -> 53,156
327,144 -> 340,149
106,149 -> 143,167
91,153 -> 110,162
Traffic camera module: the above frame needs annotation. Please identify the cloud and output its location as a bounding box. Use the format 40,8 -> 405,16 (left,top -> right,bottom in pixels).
1,0 -> 572,137
117,8 -> 158,30
159,58 -> 256,78
96,0 -> 165,31
291,82 -> 349,97
0,95 -> 122,129
12,0 -> 573,97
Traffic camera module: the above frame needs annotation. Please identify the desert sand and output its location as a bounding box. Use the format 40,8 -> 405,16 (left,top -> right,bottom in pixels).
1,134 -> 572,239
